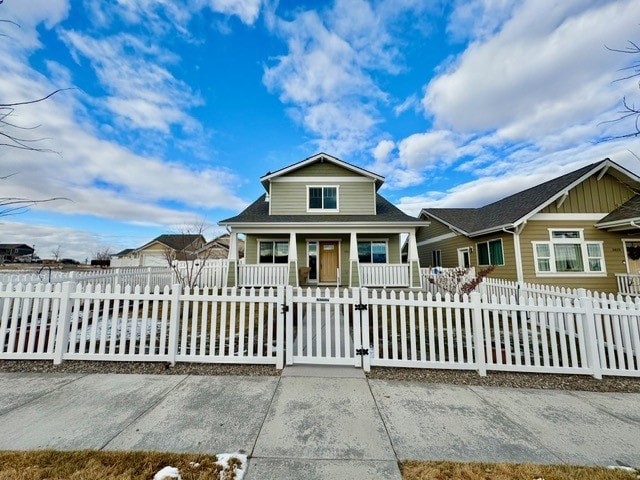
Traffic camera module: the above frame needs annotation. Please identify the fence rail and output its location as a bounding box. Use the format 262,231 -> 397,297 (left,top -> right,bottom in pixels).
360,264 -> 410,287
616,273 -> 640,297
1,281 -> 638,378
238,264 -> 289,287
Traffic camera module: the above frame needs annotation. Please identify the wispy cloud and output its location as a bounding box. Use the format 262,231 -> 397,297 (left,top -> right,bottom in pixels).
263,0 -> 430,156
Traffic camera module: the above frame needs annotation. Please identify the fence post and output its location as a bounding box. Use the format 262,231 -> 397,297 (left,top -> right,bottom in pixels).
167,284 -> 182,366
53,281 -> 76,365
276,286 -> 286,370
577,288 -> 602,379
470,292 -> 486,376
360,288 -> 371,373
285,285 -> 294,366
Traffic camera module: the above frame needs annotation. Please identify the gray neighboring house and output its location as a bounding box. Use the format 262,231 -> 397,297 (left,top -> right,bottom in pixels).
219,152 -> 427,288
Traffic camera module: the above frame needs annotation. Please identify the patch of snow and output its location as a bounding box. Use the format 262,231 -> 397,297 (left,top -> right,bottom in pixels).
217,453 -> 248,480
153,466 -> 181,480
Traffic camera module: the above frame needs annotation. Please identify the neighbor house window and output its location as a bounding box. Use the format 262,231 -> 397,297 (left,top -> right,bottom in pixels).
432,249 -> 442,267
532,229 -> 604,274
259,241 -> 289,264
308,186 -> 338,210
358,241 -> 387,263
477,239 -> 504,266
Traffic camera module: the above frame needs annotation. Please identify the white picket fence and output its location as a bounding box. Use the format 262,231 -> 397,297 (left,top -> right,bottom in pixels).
0,282 -> 284,367
480,277 -> 583,303
1,281 -> 639,378
616,273 -> 640,296
359,264 -> 410,287
421,267 -> 476,296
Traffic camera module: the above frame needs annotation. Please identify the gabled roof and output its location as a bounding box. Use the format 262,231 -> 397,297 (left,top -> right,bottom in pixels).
113,248 -> 135,257
219,193 -> 423,226
137,234 -> 204,252
596,195 -> 640,230
260,152 -> 385,191
421,159 -> 640,236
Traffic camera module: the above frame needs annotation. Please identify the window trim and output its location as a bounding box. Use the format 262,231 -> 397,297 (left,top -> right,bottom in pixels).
432,249 -> 442,267
476,238 -> 505,266
531,229 -> 607,276
357,239 -> 389,264
306,185 -> 339,212
257,239 -> 289,264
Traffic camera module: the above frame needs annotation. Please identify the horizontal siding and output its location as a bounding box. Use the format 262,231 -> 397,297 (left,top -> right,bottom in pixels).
270,182 -> 375,215
286,161 -> 362,177
520,220 -> 629,293
416,216 -> 453,243
540,173 -> 635,214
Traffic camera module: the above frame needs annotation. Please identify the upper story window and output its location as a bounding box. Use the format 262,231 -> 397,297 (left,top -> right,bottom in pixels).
532,229 -> 605,275
308,186 -> 338,211
477,238 -> 504,266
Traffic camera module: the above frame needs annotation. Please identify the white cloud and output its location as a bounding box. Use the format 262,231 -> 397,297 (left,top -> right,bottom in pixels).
263,0 -> 428,155
60,30 -> 202,133
373,139 -> 395,163
398,130 -> 459,169
425,0 -> 639,138
446,0 -> 520,42
0,0 -> 69,50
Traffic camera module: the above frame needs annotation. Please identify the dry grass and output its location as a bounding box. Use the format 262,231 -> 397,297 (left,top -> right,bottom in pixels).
401,460 -> 639,480
0,450 -> 235,480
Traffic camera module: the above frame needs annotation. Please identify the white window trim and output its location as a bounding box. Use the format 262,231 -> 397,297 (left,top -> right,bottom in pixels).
257,239 -> 289,264
531,228 -> 607,276
306,185 -> 339,212
357,239 -> 389,264
476,238 -> 505,266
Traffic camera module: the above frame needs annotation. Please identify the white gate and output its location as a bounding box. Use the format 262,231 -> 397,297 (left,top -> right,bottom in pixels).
284,286 -> 369,369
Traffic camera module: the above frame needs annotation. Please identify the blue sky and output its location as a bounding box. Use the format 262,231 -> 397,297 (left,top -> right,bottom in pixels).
1,0 -> 640,261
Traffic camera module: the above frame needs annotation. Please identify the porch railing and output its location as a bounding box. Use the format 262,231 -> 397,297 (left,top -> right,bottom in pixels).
359,264 -> 410,287
616,273 -> 640,296
238,264 -> 289,287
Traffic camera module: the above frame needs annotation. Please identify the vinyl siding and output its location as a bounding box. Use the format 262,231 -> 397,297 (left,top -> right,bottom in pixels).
416,217 -> 453,244
286,162 -> 362,177
520,220 -> 631,293
270,181 -> 375,215
539,173 -> 635,214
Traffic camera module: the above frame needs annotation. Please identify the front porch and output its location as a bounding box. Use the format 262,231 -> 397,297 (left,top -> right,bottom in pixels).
224,230 -> 422,289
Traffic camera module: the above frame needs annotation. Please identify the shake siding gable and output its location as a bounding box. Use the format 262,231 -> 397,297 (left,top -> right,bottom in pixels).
539,173 -> 635,214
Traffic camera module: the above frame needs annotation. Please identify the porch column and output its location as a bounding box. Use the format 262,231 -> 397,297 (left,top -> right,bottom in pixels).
408,230 -> 421,288
226,231 -> 238,287
350,232 -> 360,287
288,232 -> 298,287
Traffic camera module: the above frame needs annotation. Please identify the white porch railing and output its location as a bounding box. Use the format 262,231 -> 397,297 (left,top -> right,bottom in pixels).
238,264 -> 289,287
616,273 -> 640,296
360,264 -> 410,287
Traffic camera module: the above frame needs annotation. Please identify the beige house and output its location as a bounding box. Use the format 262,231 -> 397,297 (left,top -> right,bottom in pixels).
111,234 -> 206,267
417,158 -> 640,293
219,153 -> 427,288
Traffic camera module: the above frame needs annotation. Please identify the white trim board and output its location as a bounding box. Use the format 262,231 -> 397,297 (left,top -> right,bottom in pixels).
271,176 -> 373,183
529,213 -> 608,221
416,232 -> 458,246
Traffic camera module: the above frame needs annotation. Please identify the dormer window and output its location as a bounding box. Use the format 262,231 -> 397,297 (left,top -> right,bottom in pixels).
307,186 -> 338,211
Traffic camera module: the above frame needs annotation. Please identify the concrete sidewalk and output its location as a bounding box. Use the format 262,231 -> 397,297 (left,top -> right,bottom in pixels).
0,366 -> 639,479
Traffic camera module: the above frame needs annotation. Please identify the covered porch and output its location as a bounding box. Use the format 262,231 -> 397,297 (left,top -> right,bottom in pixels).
224,228 -> 422,289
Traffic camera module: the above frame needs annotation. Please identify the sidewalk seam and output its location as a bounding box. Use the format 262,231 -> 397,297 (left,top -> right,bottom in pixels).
567,390 -> 640,426
249,373 -> 282,457
467,385 -> 566,464
365,377 -> 401,466
98,374 -> 190,451
0,373 -> 89,418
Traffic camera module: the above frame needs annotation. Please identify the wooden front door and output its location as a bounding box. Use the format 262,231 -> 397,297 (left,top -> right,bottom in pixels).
625,241 -> 640,273
319,241 -> 339,283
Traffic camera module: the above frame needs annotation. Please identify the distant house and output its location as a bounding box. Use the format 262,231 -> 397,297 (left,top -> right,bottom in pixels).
416,158 -> 640,293
219,152 -> 427,287
110,234 -> 206,267
0,244 -> 34,263
197,233 -> 245,260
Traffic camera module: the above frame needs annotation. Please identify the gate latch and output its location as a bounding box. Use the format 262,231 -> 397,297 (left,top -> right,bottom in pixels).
281,304 -> 289,314
355,348 -> 369,356
354,304 -> 367,311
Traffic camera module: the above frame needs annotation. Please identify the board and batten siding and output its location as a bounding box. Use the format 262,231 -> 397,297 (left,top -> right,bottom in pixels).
519,220 -> 629,293
539,173 -> 635,214
270,181 -> 375,215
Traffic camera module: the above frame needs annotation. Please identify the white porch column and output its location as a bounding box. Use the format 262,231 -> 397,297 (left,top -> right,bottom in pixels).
226,231 -> 238,287
288,232 -> 298,287
350,232 -> 360,287
408,230 -> 421,288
